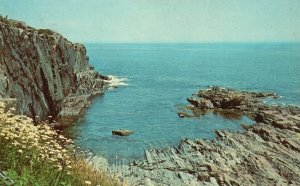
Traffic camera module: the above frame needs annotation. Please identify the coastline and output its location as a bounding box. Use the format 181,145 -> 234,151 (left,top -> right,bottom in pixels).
0,17 -> 122,185
106,87 -> 300,185
1,16 -> 300,186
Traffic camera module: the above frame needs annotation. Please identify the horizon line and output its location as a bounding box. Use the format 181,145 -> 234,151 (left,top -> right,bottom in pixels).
82,41 -> 300,44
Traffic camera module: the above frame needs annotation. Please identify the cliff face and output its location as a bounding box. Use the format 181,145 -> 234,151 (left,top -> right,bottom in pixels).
0,18 -> 106,123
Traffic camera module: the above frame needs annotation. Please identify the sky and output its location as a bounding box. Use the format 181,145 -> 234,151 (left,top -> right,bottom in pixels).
0,0 -> 300,43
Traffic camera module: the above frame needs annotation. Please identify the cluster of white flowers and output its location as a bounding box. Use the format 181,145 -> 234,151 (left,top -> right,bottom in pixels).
0,101 -> 74,171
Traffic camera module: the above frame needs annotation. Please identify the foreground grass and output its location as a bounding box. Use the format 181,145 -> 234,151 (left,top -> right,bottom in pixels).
0,102 -> 121,186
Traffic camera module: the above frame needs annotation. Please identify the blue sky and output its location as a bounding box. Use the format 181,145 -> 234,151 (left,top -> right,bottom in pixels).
0,0 -> 299,43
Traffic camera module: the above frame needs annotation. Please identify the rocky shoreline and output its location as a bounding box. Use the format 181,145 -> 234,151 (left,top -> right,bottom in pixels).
2,17 -> 300,186
114,87 -> 300,185
0,17 -> 109,126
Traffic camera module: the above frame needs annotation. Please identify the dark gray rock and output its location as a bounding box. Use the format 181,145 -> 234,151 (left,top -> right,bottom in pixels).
0,19 -> 107,125
112,129 -> 134,136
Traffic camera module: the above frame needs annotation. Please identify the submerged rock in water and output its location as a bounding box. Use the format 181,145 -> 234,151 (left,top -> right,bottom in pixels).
112,129 -> 134,136
177,112 -> 187,118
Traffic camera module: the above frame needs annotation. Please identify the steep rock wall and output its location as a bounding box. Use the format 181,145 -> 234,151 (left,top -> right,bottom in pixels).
0,18 -> 106,123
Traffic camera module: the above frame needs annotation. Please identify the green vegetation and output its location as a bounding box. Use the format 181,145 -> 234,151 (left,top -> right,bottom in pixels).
0,102 -> 121,186
37,29 -> 55,36
0,15 -> 10,24
0,15 -> 27,30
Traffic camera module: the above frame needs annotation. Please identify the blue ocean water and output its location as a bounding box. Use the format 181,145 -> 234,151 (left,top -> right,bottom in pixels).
65,43 -> 300,162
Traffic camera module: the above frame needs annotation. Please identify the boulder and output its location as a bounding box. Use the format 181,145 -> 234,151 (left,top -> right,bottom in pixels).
178,112 -> 186,118
112,129 -> 134,136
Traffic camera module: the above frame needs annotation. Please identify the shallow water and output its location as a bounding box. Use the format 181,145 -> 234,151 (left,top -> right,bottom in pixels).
64,43 -> 300,162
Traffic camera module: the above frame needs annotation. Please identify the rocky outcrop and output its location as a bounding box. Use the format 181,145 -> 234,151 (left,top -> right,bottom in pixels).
0,17 -> 108,124
178,87 -> 278,119
114,87 -> 300,185
189,87 -> 276,111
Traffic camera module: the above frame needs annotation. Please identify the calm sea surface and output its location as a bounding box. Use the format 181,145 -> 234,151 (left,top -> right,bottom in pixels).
64,43 -> 300,162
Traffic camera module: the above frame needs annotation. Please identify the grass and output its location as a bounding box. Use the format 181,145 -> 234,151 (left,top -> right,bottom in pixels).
0,102 -> 122,186
37,29 -> 55,36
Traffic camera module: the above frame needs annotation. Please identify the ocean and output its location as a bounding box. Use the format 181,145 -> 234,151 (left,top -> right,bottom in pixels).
64,43 -> 300,162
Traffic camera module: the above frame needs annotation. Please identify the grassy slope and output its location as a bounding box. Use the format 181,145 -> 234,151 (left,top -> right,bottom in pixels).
0,102 -> 122,186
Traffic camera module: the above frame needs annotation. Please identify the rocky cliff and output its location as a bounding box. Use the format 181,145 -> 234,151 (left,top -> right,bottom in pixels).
0,17 -> 107,124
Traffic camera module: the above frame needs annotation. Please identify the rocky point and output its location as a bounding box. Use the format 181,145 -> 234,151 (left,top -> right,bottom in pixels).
0,17 -> 109,126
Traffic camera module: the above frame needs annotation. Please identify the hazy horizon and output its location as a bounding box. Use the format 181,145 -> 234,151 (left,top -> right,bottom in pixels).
82,41 -> 300,44
1,0 -> 300,43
